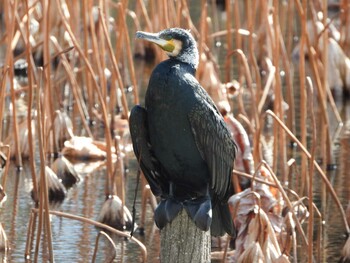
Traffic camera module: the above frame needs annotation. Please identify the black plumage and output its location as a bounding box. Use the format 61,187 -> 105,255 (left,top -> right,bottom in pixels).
130,28 -> 237,236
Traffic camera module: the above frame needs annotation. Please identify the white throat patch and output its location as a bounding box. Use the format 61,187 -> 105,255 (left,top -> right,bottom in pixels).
166,39 -> 183,57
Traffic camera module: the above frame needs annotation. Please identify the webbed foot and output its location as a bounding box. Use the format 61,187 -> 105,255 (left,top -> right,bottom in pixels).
154,198 -> 182,229
183,195 -> 212,232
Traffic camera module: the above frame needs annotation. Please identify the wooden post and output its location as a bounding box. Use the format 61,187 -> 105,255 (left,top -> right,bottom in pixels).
160,209 -> 211,263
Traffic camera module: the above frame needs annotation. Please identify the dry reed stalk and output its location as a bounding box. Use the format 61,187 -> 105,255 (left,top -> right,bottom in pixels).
43,0 -> 56,155
180,0 -> 198,35
5,0 -> 22,168
286,0 -> 295,56
110,1 -> 124,62
198,0 -> 207,74
272,0 -> 288,181
100,4 -> 129,118
98,4 -> 131,198
247,0 -> 261,99
34,68 -> 54,262
136,0 -> 153,31
257,60 -> 275,113
25,210 -> 37,259
295,0 -> 308,195
56,0 -> 114,197
233,0 -> 242,51
306,76 -> 315,262
305,45 -> 332,163
316,0 -> 330,170
115,4 -> 139,105
0,68 -> 9,141
9,1 -> 37,52
227,49 -> 261,164
220,235 -> 231,262
24,0 -> 38,203
266,110 -> 350,234
32,208 -> 148,262
50,37 -> 93,138
209,0 -> 219,36
98,3 -> 108,107
225,0 -> 232,82
111,136 -> 122,198
81,0 -> 94,123
139,182 -> 157,231
92,231 -> 117,263
88,2 -> 106,105
279,32 -> 296,136
287,159 -> 297,192
176,0 -> 182,27
167,0 -> 177,26
258,161 -> 309,249
162,0 -> 170,28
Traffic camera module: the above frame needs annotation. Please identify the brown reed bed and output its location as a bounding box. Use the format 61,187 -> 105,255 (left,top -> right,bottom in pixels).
0,0 -> 349,262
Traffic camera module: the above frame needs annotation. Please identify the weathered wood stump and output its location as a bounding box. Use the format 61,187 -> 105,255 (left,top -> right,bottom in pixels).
160,209 -> 211,263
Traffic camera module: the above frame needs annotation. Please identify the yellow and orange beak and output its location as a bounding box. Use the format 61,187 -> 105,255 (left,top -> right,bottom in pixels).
136,31 -> 175,53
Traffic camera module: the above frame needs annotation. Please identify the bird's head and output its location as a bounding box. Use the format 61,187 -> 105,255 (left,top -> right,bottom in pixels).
136,28 -> 199,69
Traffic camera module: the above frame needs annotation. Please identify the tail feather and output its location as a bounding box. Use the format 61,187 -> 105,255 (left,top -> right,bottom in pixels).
211,203 -> 235,237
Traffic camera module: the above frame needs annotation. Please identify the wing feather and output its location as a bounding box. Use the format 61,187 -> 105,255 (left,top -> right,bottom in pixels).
188,101 -> 237,201
129,105 -> 162,196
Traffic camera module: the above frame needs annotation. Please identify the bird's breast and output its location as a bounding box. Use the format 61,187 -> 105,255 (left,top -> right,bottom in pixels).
145,63 -> 209,184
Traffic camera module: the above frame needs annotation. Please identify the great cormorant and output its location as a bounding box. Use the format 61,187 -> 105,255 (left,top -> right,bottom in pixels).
130,28 -> 237,236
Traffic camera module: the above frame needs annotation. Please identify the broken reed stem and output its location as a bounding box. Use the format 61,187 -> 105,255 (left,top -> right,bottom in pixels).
49,37 -> 93,138
306,77 -> 315,263
266,110 -> 350,234
32,208 -> 148,262
25,0 -> 38,203
92,231 -> 117,263
56,0 -> 114,197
